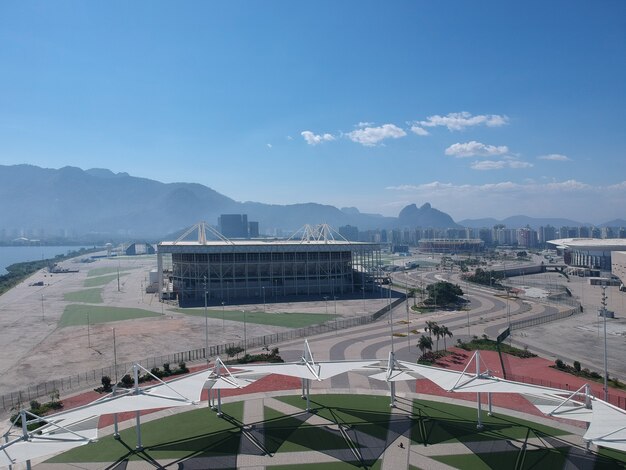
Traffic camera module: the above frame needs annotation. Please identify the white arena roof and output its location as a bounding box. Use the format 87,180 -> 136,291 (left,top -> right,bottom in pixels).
547,238 -> 626,251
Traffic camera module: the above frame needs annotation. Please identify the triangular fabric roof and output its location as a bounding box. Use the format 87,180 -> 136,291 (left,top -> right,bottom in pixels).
396,360 -> 567,395
584,399 -> 626,451
523,393 -> 593,422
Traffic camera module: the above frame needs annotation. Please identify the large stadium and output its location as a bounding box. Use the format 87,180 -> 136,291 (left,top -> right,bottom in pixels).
157,223 -> 382,306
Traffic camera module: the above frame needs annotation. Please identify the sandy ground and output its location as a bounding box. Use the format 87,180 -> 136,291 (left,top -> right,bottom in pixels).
0,254 -> 389,396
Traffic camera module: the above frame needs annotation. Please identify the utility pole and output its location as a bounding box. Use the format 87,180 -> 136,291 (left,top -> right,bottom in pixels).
41,294 -> 44,320
87,314 -> 91,348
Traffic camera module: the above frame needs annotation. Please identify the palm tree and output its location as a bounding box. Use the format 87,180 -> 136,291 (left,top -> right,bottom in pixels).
425,320 -> 438,340
417,335 -> 433,356
440,325 -> 454,350
431,324 -> 442,351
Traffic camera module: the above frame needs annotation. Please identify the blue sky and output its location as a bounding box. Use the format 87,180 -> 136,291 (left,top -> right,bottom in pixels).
1,1 -> 625,223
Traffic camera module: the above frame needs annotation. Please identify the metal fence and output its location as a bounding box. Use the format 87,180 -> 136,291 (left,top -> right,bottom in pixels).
0,297 -> 405,412
507,372 -> 626,411
509,306 -> 580,331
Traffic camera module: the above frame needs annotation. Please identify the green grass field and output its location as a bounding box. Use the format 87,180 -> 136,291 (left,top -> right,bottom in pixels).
47,394 -> 626,468
87,267 -> 132,277
84,272 -> 129,288
63,288 -> 103,304
59,304 -> 161,327
177,308 -> 336,328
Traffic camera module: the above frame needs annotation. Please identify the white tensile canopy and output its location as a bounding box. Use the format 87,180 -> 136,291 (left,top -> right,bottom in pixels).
2,342 -> 625,467
583,399 -> 626,452
0,414 -> 99,468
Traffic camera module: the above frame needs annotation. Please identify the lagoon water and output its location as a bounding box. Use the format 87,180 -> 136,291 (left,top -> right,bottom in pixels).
0,246 -> 89,275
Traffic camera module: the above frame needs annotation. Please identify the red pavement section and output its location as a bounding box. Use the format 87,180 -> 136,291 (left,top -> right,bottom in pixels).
54,351 -> 626,431
416,347 -> 626,428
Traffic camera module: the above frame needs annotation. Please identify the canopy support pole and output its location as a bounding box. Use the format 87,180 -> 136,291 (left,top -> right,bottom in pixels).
134,364 -> 143,451
217,389 -> 223,417
487,392 -> 493,416
301,378 -> 306,399
390,381 -> 396,408
476,351 -> 483,430
306,379 -> 311,412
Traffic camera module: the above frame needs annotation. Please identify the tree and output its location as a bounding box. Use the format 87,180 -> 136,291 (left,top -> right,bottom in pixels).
425,320 -> 438,340
425,281 -> 464,307
431,323 -> 442,350
440,325 -> 453,350
417,335 -> 433,356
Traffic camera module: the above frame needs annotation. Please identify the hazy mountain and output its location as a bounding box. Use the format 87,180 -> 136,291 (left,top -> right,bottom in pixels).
3,164 -> 457,238
396,203 -> 462,229
601,219 -> 626,227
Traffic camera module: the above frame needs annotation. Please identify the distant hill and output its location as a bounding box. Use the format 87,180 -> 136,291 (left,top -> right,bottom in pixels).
0,164 -> 458,239
458,215 -> 595,229
396,203 -> 462,229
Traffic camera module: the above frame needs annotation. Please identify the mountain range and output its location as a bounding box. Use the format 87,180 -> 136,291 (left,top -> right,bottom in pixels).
0,165 -> 621,240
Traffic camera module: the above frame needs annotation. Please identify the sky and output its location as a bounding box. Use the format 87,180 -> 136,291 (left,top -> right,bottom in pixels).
1,1 -> 625,224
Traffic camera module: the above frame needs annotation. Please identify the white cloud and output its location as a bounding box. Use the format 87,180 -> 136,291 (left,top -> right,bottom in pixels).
538,153 -> 571,161
417,111 -> 509,131
301,130 -> 335,146
346,123 -> 406,146
470,158 -> 533,170
445,141 -> 509,158
286,135 -> 293,140
356,121 -> 374,128
410,125 -> 429,136
266,143 -> 272,149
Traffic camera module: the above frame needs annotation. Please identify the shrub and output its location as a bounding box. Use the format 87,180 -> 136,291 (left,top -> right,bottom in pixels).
555,359 -> 566,370
178,361 -> 189,373
30,400 -> 41,411
101,376 -> 112,391
573,361 -> 581,373
590,371 -> 602,379
150,367 -> 163,379
120,374 -> 134,388
163,363 -> 171,375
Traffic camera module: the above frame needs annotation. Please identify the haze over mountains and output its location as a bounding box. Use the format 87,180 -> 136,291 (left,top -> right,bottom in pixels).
0,165 -> 620,240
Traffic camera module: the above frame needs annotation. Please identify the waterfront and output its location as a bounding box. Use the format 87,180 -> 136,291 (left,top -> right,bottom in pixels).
0,246 -> 90,275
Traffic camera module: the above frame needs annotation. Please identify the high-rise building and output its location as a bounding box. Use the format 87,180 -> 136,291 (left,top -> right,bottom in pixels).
338,225 -> 359,241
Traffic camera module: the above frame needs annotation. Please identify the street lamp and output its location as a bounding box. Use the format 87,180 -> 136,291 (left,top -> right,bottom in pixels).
242,309 -> 247,355
262,286 -> 266,312
323,296 -> 329,315
221,301 -> 225,330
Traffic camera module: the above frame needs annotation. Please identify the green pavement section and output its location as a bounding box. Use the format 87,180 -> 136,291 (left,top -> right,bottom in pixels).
47,402 -> 244,463
178,308 -> 336,328
63,288 -> 103,304
84,272 -> 128,287
87,267 -> 132,277
59,305 -> 160,327
47,394 -> 626,468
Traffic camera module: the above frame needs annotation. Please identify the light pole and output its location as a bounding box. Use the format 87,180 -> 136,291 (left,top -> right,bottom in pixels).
262,286 -> 266,312
221,301 -> 226,330
334,295 -> 338,334
242,310 -> 247,355
86,313 -> 91,348
203,276 -> 209,364
41,294 -> 44,320
323,296 -> 328,315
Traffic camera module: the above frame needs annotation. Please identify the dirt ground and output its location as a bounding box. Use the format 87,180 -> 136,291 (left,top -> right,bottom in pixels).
0,253 -> 387,396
